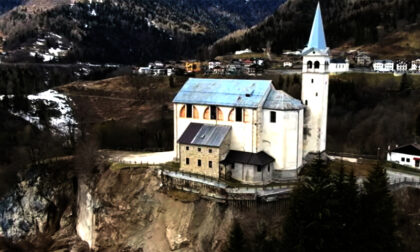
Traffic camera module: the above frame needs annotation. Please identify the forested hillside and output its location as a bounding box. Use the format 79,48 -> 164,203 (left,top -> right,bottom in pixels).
211,0 -> 420,57
0,0 -> 285,64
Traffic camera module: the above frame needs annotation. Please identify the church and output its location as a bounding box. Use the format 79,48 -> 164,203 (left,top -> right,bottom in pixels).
172,3 -> 329,185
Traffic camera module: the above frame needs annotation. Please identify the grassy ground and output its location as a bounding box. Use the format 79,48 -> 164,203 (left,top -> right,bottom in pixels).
109,162 -> 149,172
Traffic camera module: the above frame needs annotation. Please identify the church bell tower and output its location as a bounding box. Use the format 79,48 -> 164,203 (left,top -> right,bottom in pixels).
301,2 -> 330,156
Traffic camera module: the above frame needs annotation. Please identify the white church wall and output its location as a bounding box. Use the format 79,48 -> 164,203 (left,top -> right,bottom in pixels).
261,109 -> 303,171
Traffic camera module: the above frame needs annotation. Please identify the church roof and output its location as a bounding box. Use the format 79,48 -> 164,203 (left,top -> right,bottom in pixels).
173,78 -> 272,108
303,2 -> 328,55
221,150 -> 275,166
263,90 -> 304,111
178,123 -> 231,147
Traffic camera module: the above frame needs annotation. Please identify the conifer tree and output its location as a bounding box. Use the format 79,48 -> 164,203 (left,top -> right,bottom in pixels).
281,158 -> 336,252
358,164 -> 399,252
331,168 -> 359,252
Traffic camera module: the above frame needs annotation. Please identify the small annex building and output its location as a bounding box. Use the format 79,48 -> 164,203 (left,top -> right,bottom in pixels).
221,151 -> 274,184
178,123 -> 231,179
387,144 -> 420,169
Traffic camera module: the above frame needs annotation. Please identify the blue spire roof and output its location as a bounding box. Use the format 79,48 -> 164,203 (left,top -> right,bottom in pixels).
307,2 -> 327,50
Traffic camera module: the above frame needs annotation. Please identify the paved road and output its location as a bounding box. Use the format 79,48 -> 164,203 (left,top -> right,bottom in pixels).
102,150 -> 176,165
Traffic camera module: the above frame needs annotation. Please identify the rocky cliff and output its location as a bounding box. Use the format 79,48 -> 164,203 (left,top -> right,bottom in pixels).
0,161 -> 286,251
2,160 -> 420,251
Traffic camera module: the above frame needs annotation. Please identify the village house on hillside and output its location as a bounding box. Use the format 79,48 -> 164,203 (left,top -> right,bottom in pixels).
395,60 -> 408,72
373,60 -> 394,72
356,52 -> 372,66
329,58 -> 349,73
172,3 -> 330,184
388,144 -> 420,169
410,59 -> 420,72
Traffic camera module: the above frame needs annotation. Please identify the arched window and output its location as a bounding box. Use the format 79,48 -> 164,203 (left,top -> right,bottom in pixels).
180,105 -> 186,118
314,61 -> 320,69
193,106 -> 199,119
204,106 -> 223,120
204,107 -> 210,120
307,61 -> 313,69
228,108 -> 235,122
217,107 -> 223,121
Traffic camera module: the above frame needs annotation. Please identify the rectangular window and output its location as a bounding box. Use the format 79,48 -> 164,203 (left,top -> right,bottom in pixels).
186,146 -> 189,151
209,149 -> 212,153
257,166 -> 262,172
198,148 -> 201,152
401,157 -> 405,162
416,160 -> 420,168
407,158 -> 410,162
236,107 -> 242,122
186,158 -> 189,165
270,111 -> 276,123
209,161 -> 213,168
186,104 -> 192,118
198,159 -> 201,167
210,106 -> 217,120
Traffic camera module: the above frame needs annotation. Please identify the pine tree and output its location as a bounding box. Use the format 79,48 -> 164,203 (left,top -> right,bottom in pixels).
281,158 -> 336,252
399,73 -> 412,92
225,220 -> 248,252
331,168 -> 359,252
358,164 -> 399,252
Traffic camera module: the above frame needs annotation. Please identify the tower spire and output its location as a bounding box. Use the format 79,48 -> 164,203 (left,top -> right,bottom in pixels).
307,2 -> 327,50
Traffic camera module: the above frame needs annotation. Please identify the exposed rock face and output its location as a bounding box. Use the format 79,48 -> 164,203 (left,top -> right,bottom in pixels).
0,162 -> 89,250
89,168 -> 286,251
3,160 -> 420,251
0,162 -> 285,251
0,164 -> 75,238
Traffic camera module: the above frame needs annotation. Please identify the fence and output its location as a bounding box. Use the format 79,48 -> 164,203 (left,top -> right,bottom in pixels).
388,177 -> 420,190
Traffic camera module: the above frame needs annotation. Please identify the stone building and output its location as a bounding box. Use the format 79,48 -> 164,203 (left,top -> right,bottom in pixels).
178,123 -> 231,179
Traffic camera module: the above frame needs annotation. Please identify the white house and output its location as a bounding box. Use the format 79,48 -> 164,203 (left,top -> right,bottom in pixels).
329,58 -> 350,73
410,59 -> 420,72
373,60 -> 394,72
138,67 -> 151,75
395,60 -> 408,72
387,144 -> 420,169
172,3 -> 329,184
208,60 -> 222,70
283,61 -> 293,68
235,48 -> 252,55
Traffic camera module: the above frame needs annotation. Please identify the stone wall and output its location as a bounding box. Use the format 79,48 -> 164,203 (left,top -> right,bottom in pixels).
180,144 -> 221,179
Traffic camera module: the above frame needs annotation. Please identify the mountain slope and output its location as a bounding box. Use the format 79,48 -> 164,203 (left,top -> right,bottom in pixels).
0,0 -> 285,64
211,0 -> 420,57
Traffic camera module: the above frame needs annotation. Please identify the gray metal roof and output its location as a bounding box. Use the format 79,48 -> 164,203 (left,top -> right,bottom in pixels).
178,123 -> 231,147
173,78 -> 272,108
263,90 -> 304,111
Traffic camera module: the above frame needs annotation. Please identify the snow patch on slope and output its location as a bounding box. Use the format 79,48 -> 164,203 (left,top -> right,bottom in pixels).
1,90 -> 77,135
